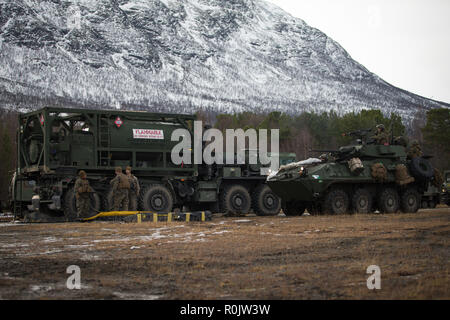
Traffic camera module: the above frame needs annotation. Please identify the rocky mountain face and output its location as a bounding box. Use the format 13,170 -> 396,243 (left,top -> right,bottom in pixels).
0,0 -> 448,122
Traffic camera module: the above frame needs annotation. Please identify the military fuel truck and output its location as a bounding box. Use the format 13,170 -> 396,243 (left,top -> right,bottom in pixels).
10,107 -> 293,221
267,129 -> 437,215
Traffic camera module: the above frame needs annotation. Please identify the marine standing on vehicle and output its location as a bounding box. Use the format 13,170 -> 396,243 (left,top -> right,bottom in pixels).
407,140 -> 423,159
110,167 -> 130,211
74,170 -> 93,219
371,124 -> 390,145
126,166 -> 140,211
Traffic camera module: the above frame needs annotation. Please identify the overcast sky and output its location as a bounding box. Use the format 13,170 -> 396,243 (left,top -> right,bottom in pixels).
266,0 -> 450,103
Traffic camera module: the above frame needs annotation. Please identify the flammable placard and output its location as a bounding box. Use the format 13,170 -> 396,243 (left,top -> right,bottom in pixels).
132,129 -> 164,140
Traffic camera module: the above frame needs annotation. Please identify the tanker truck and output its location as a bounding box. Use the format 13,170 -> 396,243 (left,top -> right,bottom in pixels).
10,107 -> 292,221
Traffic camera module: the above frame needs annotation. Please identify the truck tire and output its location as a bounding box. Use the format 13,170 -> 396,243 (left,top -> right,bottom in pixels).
63,188 -> 101,221
252,184 -> 281,216
421,200 -> 428,209
409,157 -> 434,181
323,188 -> 349,215
282,201 -> 305,216
377,188 -> 399,214
139,185 -> 173,213
220,185 -> 251,216
400,187 -> 420,213
352,188 -> 373,214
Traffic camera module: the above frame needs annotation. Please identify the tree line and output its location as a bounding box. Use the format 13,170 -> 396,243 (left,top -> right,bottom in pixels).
202,108 -> 450,171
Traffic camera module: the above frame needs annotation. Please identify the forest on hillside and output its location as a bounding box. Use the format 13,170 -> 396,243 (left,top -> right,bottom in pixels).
0,108 -> 449,207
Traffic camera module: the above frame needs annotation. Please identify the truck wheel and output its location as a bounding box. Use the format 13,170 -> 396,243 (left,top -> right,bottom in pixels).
63,188 -> 101,221
421,200 -> 428,209
352,188 -> 373,214
377,188 -> 399,214
220,185 -> 251,216
139,185 -> 173,213
323,189 -> 349,215
252,185 -> 281,216
400,187 -> 420,213
282,201 -> 305,216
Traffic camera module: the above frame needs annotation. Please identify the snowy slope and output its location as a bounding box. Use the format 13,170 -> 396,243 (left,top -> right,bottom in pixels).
0,0 -> 448,121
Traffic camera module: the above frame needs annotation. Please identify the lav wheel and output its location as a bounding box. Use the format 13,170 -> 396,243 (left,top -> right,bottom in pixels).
282,201 -> 305,216
400,187 -> 420,213
220,185 -> 251,216
323,189 -> 349,214
421,200 -> 428,209
377,188 -> 400,214
352,188 -> 373,214
252,184 -> 281,216
139,185 -> 173,213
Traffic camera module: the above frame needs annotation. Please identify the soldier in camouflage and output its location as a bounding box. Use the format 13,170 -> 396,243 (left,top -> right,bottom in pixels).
74,170 -> 93,218
407,140 -> 423,159
126,166 -> 140,211
110,167 -> 130,211
371,124 -> 390,145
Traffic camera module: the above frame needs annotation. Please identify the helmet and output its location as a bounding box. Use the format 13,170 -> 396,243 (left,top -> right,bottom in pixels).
78,170 -> 87,178
411,140 -> 420,146
126,166 -> 132,171
376,124 -> 385,131
115,166 -> 122,173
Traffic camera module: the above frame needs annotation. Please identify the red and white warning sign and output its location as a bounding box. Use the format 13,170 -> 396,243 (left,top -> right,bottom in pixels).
39,114 -> 44,126
133,129 -> 164,140
115,116 -> 123,128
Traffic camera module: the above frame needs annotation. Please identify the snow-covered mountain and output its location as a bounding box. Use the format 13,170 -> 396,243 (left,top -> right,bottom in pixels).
0,0 -> 448,121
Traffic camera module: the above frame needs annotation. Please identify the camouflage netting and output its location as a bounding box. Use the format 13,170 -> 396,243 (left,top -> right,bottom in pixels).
371,163 -> 387,182
395,164 -> 415,186
348,158 -> 364,175
407,144 -> 423,159
432,168 -> 443,188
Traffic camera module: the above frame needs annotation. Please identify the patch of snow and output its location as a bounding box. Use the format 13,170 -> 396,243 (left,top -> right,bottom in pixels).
30,284 -> 54,292
211,230 -> 231,235
113,291 -> 161,300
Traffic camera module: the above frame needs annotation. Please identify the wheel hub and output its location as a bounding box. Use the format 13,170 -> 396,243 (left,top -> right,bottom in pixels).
151,195 -> 165,210
264,195 -> 275,208
232,193 -> 244,209
359,198 -> 367,207
387,197 -> 394,206
334,198 -> 343,209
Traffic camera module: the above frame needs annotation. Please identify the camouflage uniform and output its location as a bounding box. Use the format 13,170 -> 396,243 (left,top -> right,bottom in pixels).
371,125 -> 390,145
127,174 -> 140,211
74,173 -> 93,218
110,172 -> 130,211
407,140 -> 423,159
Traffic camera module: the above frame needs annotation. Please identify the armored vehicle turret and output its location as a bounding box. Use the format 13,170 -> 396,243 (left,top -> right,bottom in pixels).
267,129 -> 437,215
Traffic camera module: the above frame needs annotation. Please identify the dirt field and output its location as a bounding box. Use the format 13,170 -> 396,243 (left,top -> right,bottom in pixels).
0,208 -> 449,300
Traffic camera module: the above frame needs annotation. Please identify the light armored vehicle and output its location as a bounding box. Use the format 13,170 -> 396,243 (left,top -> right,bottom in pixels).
267,130 -> 437,215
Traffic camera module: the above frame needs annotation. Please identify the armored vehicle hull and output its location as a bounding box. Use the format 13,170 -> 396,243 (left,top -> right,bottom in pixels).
268,143 -> 437,215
